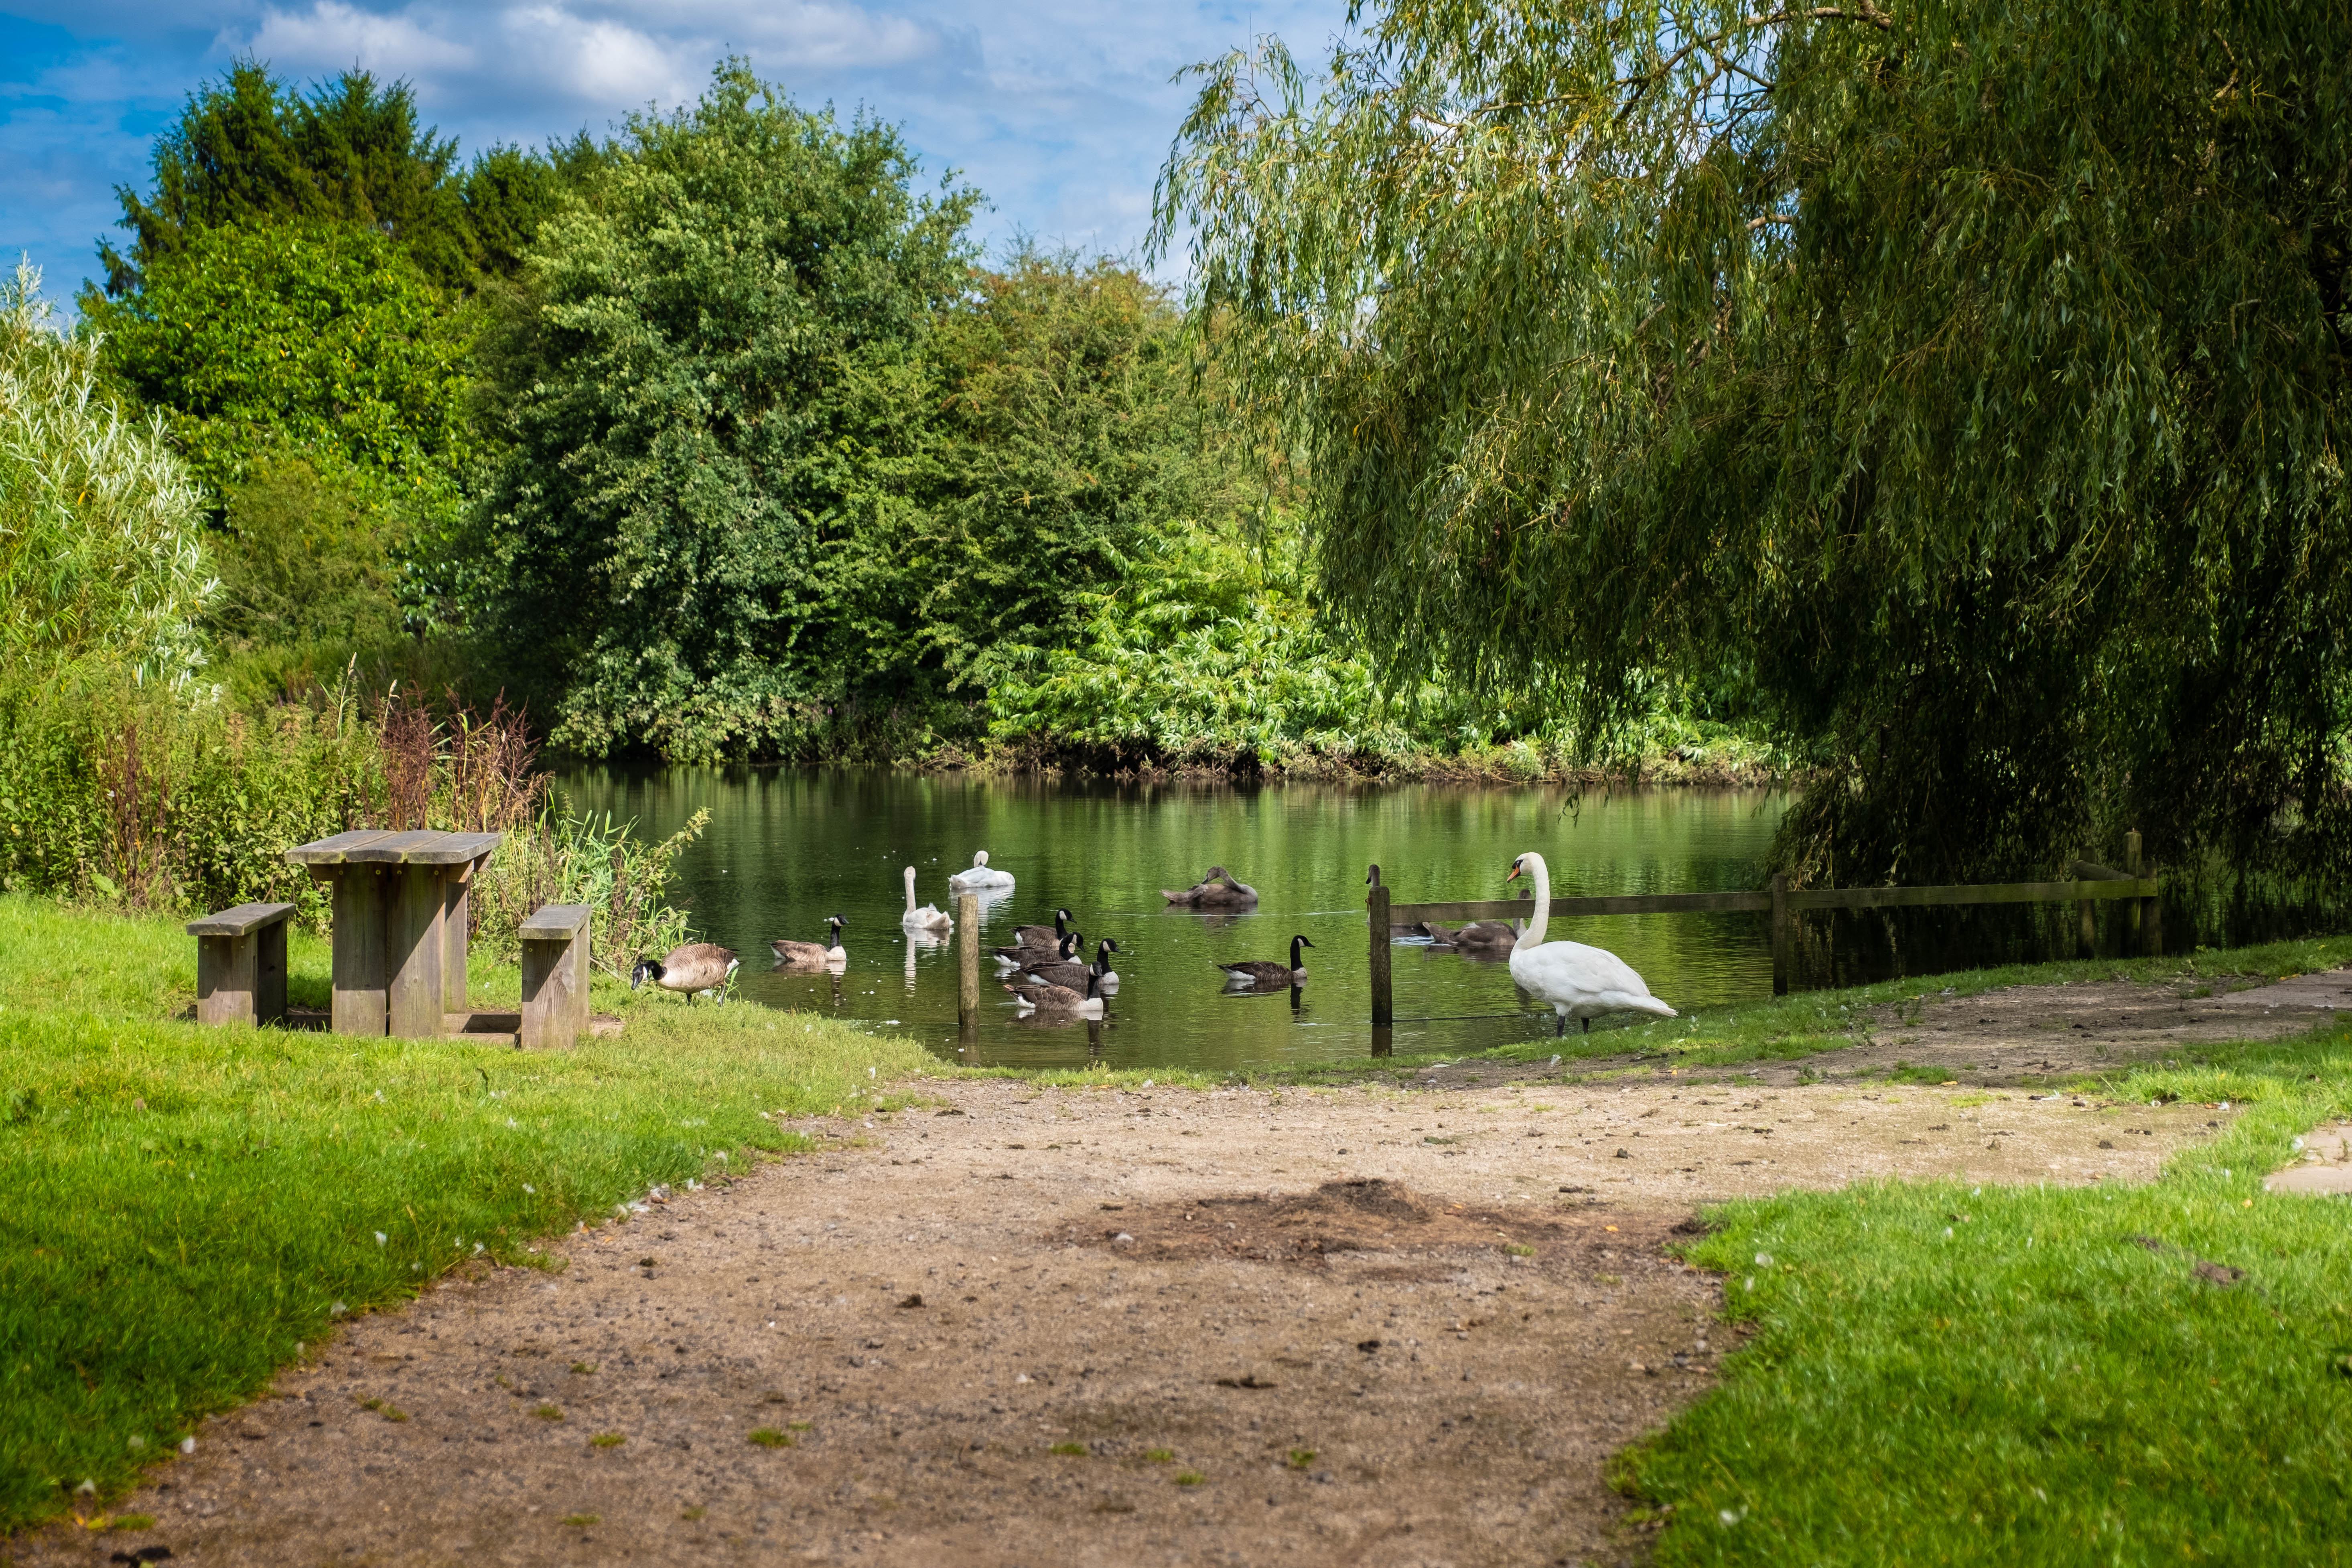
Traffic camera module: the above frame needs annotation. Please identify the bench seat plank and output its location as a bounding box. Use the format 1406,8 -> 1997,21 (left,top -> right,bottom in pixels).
519,903 -> 592,940
186,902 -> 296,937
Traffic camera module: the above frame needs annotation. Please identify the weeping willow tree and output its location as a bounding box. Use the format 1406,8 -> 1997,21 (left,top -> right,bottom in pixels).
1156,0 -> 2351,886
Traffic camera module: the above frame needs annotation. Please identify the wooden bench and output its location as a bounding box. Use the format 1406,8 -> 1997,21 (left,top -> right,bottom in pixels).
186,903 -> 296,1027
518,904 -> 593,1050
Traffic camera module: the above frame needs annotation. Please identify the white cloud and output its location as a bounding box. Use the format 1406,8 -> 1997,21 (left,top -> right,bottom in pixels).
495,6 -> 693,105
598,0 -> 942,69
245,1 -> 478,76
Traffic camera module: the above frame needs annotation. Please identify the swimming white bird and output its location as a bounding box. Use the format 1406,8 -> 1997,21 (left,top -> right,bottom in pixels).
901,865 -> 954,933
948,850 -> 1016,892
1504,852 -> 1676,1035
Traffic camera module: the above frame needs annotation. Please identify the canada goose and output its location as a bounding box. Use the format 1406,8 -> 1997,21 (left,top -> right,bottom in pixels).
771,916 -> 848,969
1422,919 -> 1518,952
631,943 -> 739,998
1214,935 -> 1313,987
901,865 -> 953,933
994,929 -> 1080,969
948,850 -> 1016,892
1011,908 -> 1075,948
1505,852 -> 1675,1035
1162,865 -> 1259,907
1006,970 -> 1106,1018
1020,937 -> 1121,994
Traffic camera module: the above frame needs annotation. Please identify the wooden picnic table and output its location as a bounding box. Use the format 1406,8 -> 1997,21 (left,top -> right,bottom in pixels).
285,830 -> 503,1037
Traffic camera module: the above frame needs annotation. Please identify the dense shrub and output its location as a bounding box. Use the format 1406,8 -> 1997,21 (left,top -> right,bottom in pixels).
0,673 -> 380,919
0,264 -> 213,685
0,675 -> 698,950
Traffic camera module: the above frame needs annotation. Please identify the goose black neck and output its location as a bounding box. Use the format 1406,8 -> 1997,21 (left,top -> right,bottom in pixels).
1290,934 -> 1307,966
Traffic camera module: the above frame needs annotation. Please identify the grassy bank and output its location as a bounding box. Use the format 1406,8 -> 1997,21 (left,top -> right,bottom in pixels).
1245,934 -> 2352,1089
0,895 -> 924,1533
1620,1024 -> 2352,1564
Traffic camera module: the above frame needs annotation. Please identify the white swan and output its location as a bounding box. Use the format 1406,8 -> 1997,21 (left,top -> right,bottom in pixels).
948,850 -> 1015,892
1504,852 -> 1676,1035
901,865 -> 954,933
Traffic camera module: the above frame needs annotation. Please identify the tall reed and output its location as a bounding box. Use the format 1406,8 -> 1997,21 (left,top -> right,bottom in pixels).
0,671 -> 698,956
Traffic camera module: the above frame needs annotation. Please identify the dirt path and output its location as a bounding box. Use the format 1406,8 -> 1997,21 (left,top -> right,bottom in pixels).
23,1042 -> 2240,1568
1410,969 -> 2352,1093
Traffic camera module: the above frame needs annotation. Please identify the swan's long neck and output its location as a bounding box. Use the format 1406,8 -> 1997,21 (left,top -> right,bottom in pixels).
904,866 -> 918,914
1520,854 -> 1551,948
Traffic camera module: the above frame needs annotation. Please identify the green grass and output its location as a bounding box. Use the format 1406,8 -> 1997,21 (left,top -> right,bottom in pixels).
0,894 -> 922,1531
1255,933 -> 2352,1088
1621,1020 -> 2352,1564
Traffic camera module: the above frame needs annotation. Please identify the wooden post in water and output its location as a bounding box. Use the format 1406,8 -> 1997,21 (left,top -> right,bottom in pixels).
957,891 -> 980,1044
2078,853 -> 2096,959
1770,873 -> 1790,996
1367,864 -> 1394,1030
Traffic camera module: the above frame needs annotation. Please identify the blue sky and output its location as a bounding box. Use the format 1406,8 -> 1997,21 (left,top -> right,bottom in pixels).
0,0 -> 1352,310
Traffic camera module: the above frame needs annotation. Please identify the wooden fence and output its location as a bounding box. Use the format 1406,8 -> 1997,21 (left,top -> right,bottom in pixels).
1365,833 -> 2161,1027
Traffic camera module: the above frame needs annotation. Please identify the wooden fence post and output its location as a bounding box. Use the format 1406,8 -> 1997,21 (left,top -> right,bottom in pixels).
957,892 -> 980,1040
2078,852 -> 2096,959
2125,830 -> 2147,954
2125,831 -> 2162,956
1770,873 -> 1790,996
1368,864 -> 1394,1030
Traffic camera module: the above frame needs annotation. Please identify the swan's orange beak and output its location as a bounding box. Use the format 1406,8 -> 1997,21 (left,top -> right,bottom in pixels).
1505,862 -> 1522,882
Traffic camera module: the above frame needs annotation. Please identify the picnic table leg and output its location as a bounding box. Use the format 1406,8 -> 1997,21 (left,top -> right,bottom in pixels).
257,916 -> 288,1026
329,868 -> 390,1037
442,862 -> 476,1016
387,864 -> 446,1039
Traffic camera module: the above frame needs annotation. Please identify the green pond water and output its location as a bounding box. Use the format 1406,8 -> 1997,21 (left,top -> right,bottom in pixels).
555,768 -> 1787,1072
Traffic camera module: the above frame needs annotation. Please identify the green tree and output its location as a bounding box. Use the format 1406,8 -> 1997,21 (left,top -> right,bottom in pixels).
873,252 -> 1244,693
101,61 -> 603,296
0,264 -> 212,684
467,63 -> 979,760
460,134 -> 611,280
1158,0 -> 2352,884
207,452 -> 408,651
84,219 -> 472,501
103,63 -> 468,294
